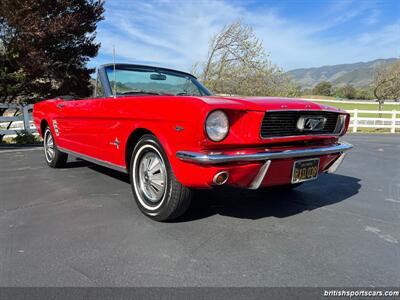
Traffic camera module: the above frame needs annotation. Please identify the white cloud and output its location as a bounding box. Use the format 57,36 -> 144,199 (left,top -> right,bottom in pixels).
93,0 -> 399,71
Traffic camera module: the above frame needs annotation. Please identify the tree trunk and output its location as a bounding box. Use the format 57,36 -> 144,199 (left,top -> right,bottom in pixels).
203,42 -> 217,82
378,100 -> 384,118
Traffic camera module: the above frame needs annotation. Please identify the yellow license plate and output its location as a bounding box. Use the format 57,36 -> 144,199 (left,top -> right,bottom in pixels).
291,158 -> 320,184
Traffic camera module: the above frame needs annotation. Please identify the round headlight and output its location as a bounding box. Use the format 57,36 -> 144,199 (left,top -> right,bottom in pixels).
205,110 -> 229,142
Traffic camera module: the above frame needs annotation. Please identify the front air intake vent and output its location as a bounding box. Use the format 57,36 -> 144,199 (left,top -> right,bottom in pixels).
260,111 -> 339,138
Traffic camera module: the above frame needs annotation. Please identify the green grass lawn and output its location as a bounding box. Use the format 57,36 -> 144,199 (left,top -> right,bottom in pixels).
302,95 -> 338,100
312,101 -> 399,118
347,127 -> 400,134
306,98 -> 399,133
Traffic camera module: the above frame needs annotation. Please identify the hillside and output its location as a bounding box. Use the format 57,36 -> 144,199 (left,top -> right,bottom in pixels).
288,58 -> 398,89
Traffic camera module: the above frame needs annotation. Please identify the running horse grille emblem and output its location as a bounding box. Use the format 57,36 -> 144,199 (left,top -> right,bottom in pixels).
296,116 -> 327,131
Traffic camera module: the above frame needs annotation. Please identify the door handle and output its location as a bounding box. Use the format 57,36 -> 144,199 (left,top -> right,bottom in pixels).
57,103 -> 65,109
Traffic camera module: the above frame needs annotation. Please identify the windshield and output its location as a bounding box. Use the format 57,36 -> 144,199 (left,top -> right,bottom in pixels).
105,66 -> 212,96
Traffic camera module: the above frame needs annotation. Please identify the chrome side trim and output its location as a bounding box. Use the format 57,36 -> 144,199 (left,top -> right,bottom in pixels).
248,160 -> 271,190
326,153 -> 346,174
58,147 -> 128,173
176,142 -> 353,165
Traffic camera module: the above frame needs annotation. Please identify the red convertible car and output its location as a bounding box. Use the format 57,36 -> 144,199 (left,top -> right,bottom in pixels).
33,63 -> 352,221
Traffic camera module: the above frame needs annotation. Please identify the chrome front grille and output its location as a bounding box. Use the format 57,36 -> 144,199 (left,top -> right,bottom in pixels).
260,111 -> 339,138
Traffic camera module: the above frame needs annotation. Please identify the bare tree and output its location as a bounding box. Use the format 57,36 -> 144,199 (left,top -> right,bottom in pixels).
194,20 -> 300,97
374,60 -> 400,111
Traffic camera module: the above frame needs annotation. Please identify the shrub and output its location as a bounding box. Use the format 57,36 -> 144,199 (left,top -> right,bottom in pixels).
355,88 -> 374,100
335,84 -> 357,99
13,131 -> 40,144
312,81 -> 332,96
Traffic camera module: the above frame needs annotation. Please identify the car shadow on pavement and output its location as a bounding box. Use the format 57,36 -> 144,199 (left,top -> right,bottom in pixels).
89,164 -> 130,183
177,173 -> 361,222
65,158 -> 131,183
64,159 -> 92,169
65,158 -> 361,222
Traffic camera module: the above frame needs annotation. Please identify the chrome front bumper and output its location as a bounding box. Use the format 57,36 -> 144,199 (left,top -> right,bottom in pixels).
176,142 -> 353,164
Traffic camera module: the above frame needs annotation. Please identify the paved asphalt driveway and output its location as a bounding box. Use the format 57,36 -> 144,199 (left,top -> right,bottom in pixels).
0,135 -> 399,287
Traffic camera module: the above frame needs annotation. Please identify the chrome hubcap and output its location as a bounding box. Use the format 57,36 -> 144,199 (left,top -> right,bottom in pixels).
138,152 -> 166,203
44,131 -> 55,162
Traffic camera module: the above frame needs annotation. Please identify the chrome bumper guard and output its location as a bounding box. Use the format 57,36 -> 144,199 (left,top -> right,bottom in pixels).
176,142 -> 353,165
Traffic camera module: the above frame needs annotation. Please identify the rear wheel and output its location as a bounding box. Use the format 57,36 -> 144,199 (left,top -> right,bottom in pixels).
43,126 -> 68,168
130,134 -> 192,221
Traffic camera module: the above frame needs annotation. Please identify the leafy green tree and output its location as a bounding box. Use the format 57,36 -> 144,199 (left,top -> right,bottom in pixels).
312,81 -> 332,96
355,88 -> 374,100
0,0 -> 104,142
336,84 -> 357,99
0,0 -> 104,103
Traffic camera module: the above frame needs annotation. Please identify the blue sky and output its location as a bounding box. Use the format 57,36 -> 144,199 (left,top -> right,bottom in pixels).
91,0 -> 400,72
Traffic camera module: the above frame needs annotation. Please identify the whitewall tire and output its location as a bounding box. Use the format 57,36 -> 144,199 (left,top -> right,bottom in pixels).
130,134 -> 191,221
43,126 -> 68,168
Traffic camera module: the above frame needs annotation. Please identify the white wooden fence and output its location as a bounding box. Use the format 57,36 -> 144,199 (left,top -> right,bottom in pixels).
347,109 -> 400,133
0,104 -> 37,136
0,105 -> 399,136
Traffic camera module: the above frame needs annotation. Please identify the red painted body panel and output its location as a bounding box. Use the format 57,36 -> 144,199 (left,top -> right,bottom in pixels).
33,95 -> 350,189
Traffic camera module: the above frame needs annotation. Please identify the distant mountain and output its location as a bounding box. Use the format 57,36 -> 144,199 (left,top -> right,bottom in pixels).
287,58 -> 398,89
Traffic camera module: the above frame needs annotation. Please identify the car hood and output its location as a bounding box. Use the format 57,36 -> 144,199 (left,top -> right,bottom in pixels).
198,96 -> 343,112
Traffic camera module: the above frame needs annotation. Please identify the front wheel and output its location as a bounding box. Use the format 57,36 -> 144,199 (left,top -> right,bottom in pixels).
43,126 -> 68,168
130,134 -> 192,221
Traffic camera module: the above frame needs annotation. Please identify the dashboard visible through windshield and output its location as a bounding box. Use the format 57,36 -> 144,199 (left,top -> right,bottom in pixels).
105,66 -> 212,96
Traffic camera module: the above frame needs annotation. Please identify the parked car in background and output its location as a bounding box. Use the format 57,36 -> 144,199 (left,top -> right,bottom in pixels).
33,63 -> 353,221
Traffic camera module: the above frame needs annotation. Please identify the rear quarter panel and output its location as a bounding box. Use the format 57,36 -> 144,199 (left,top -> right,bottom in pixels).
33,100 -> 59,137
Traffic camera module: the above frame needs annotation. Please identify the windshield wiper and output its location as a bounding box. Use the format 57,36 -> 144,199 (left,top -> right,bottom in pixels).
120,90 -> 173,96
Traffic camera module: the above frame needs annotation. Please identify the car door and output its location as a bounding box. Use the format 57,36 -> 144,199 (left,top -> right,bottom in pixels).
55,98 -> 112,161
95,97 -> 130,167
